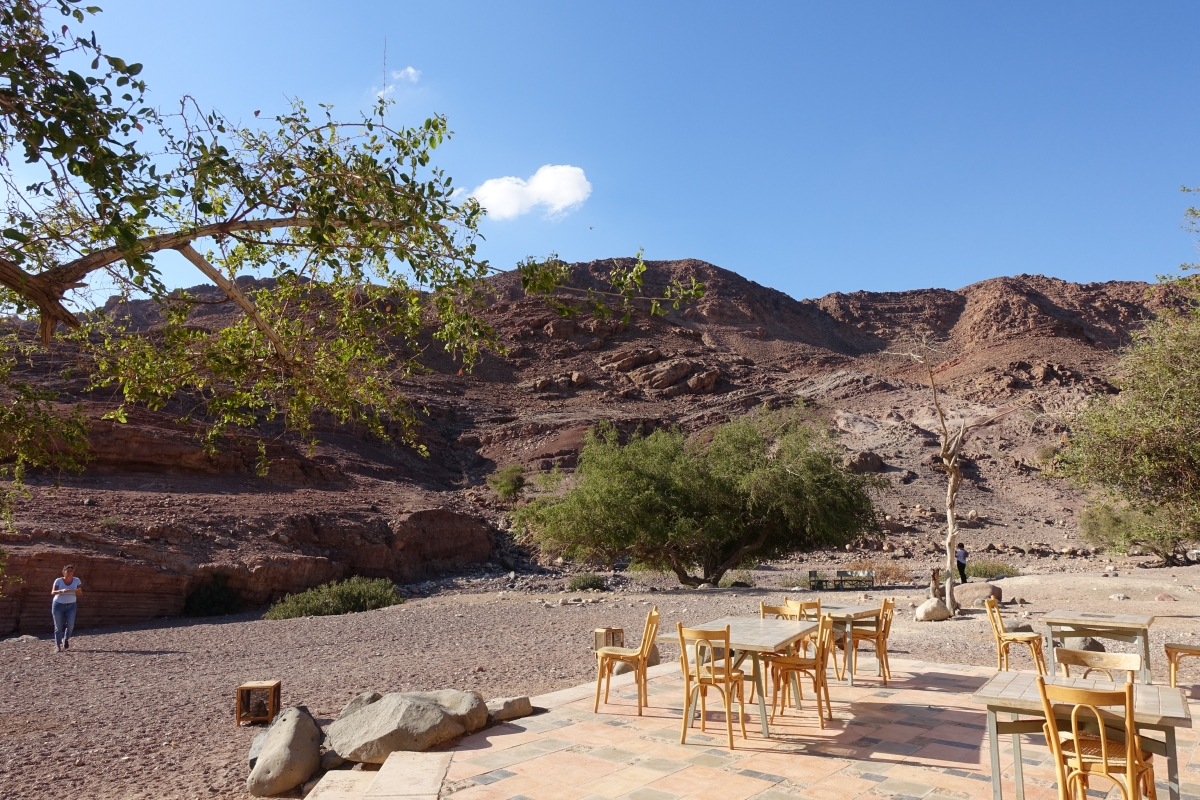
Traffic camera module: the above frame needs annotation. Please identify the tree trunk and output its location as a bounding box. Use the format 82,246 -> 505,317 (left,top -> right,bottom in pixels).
943,463 -> 962,614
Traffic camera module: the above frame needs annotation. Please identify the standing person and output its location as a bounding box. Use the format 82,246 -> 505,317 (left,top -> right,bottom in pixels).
955,543 -> 968,584
51,565 -> 82,652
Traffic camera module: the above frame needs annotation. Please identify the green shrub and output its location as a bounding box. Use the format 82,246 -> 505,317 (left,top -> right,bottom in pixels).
263,576 -> 402,620
184,574 -> 242,617
487,464 -> 527,500
567,572 -> 606,592
965,559 -> 1020,580
1033,445 -> 1060,465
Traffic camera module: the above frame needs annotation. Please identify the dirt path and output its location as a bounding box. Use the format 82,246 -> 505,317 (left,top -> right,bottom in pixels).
2,567 -> 1198,799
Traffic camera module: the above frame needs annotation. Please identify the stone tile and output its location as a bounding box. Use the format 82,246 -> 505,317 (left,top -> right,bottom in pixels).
589,747 -> 641,764
579,767 -> 672,798
464,738 -> 577,770
508,750 -> 626,787
620,788 -> 682,800
473,769 -> 517,786
873,778 -> 936,798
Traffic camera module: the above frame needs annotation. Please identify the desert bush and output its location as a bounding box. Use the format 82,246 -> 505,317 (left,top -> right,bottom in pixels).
965,558 -> 1020,580
514,408 -> 881,587
184,574 -> 241,617
263,577 -> 402,620
567,572 -> 606,592
845,558 -> 912,585
487,465 -> 527,500
1033,444 -> 1060,465
1079,503 -> 1181,563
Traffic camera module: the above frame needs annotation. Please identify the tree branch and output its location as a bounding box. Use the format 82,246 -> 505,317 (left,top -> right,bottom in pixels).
174,244 -> 296,373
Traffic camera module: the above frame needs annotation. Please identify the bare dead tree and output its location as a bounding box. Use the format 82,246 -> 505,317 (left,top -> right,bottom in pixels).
890,334 -> 1027,614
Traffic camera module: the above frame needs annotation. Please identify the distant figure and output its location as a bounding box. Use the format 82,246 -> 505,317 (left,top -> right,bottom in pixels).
51,564 -> 82,652
955,543 -> 968,584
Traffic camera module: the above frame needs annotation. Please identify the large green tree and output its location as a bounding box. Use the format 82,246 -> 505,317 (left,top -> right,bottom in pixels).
0,1 -> 702,591
1060,272 -> 1200,565
513,409 -> 882,586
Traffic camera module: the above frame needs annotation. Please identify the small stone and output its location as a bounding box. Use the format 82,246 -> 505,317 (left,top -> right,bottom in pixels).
914,597 -> 952,622
1014,597 -> 1028,605
486,696 -> 533,722
1155,594 -> 1177,602
1109,593 -> 1129,601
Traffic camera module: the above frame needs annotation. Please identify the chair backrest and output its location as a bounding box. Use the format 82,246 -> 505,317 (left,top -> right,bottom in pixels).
1054,648 -> 1141,683
1036,675 -> 1140,796
812,613 -> 835,668
878,598 -> 896,638
784,597 -> 821,621
638,606 -> 661,659
677,623 -> 734,685
760,601 -> 796,620
984,597 -> 1007,639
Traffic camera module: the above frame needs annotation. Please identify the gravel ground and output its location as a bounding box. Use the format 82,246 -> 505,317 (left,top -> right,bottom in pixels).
2,567 -> 1198,800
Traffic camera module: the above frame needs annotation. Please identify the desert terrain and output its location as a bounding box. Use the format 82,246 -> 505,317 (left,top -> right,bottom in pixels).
1,260 -> 1197,797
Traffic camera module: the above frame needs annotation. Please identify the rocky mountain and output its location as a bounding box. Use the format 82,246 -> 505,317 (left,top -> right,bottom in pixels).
0,259 -> 1177,634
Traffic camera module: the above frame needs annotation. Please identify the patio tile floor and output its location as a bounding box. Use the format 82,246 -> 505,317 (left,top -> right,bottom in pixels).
444,657 -> 1200,800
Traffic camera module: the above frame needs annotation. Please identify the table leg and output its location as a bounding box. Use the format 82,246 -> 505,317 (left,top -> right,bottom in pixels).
1010,714 -> 1025,800
1140,630 -> 1153,685
845,621 -> 856,686
987,709 -> 1003,800
1165,725 -> 1179,800
750,652 -> 770,738
1044,626 -> 1056,676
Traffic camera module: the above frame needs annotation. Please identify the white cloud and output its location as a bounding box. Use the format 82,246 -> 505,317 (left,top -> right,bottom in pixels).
472,165 -> 592,221
393,66 -> 421,83
376,84 -> 395,98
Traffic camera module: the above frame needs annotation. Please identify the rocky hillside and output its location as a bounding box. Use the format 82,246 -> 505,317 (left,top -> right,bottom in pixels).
0,259 -> 1177,634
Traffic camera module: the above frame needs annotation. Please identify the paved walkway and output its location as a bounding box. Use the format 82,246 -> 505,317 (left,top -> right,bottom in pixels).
442,657 -> 1200,800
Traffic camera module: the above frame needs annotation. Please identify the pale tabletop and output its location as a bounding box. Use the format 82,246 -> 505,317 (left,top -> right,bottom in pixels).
657,616 -> 817,653
972,670 -> 1192,728
821,604 -> 878,620
1042,610 -> 1155,629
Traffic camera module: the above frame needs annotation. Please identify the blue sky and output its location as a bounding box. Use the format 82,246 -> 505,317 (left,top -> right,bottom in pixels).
88,2 -> 1200,300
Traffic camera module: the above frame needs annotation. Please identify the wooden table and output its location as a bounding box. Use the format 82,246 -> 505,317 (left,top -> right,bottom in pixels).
659,616 -> 817,737
972,670 -> 1192,800
822,603 -> 880,686
1042,610 -> 1154,684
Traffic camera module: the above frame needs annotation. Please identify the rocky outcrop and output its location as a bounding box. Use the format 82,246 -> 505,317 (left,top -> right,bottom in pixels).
629,359 -> 693,390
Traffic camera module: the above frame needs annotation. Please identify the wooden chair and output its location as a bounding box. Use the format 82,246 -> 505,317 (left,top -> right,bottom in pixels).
768,614 -> 835,728
1055,648 -> 1142,684
677,623 -> 747,749
785,597 -> 821,656
595,606 -> 660,716
833,598 -> 896,685
985,597 -> 1047,674
1036,675 -> 1156,800
1165,643 -> 1200,688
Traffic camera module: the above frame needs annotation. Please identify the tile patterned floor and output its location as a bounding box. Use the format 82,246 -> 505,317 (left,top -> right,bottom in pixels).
443,657 -> 1200,800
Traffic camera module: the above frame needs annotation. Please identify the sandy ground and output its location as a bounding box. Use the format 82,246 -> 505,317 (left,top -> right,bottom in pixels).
2,567 -> 1198,799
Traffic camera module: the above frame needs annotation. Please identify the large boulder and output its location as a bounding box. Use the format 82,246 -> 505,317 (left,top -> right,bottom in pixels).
915,597 -> 952,622
953,582 -> 1002,607
246,707 -> 323,797
686,369 -> 720,394
1062,637 -> 1105,652
338,691 -> 382,720
486,696 -> 533,722
326,690 -> 487,763
845,451 -> 885,473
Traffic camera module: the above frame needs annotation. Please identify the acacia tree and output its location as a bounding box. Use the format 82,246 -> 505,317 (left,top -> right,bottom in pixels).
892,336 -> 1022,613
0,0 -> 702,591
513,409 -> 881,586
1060,272 -> 1200,564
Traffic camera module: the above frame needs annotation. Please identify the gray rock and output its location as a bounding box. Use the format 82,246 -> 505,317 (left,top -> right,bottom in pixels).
326,690 -> 487,763
1109,593 -> 1130,601
3,634 -> 39,644
845,451 -> 885,473
486,696 -> 533,722
1062,637 -> 1105,652
246,707 -> 323,797
914,597 -> 952,622
1007,622 -> 1035,633
628,359 -> 693,390
686,369 -> 720,394
953,582 -> 1002,607
319,750 -> 347,771
339,691 -> 382,720
613,643 -> 660,674
248,730 -> 269,770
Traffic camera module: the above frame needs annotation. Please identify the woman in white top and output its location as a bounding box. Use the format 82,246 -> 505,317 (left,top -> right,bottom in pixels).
51,564 -> 82,652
